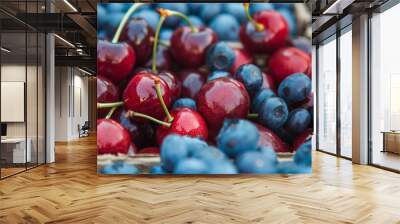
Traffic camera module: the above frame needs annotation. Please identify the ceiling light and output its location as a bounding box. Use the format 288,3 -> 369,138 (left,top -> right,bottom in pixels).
1,47 -> 11,53
54,34 -> 75,48
63,0 -> 78,12
78,67 -> 94,76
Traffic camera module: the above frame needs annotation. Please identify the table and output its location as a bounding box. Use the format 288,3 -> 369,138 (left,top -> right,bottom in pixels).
1,138 -> 31,163
381,131 -> 400,154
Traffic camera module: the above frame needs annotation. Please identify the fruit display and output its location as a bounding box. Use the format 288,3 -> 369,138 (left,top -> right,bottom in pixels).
97,3 -> 313,175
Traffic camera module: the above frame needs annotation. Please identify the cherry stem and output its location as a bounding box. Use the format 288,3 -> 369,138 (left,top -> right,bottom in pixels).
154,79 -> 174,123
152,14 -> 166,73
127,110 -> 171,128
112,3 -> 146,43
105,106 -> 117,119
159,8 -> 198,33
243,3 -> 264,32
97,101 -> 123,109
247,113 -> 258,119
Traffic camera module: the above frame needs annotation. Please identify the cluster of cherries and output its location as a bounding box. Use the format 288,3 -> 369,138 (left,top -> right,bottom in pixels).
97,3 -> 312,173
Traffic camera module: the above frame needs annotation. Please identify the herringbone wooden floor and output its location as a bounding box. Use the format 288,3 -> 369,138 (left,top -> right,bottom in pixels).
1,135 -> 400,224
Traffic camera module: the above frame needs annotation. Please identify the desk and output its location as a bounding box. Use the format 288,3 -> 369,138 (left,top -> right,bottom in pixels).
382,131 -> 400,154
1,138 -> 31,163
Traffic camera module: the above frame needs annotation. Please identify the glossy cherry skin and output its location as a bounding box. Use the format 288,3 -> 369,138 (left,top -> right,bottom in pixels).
268,47 -> 311,84
121,17 -> 154,66
145,45 -> 172,71
122,72 -> 172,120
239,10 -> 289,54
197,77 -> 250,138
97,76 -> 120,118
230,48 -> 253,74
156,108 -> 208,145
261,72 -> 277,93
97,40 -> 136,84
292,129 -> 313,152
138,147 -> 160,154
170,26 -> 218,68
97,118 -> 131,155
254,123 -> 290,153
158,71 -> 181,101
179,69 -> 206,99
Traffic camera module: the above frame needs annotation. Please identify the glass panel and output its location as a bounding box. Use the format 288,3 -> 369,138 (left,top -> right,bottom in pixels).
339,29 -> 352,158
1,31 -> 27,177
38,32 -> 45,165
371,4 -> 400,171
318,37 -> 337,154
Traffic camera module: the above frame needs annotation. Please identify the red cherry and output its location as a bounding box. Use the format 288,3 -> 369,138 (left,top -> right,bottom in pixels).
230,48 -> 253,74
239,10 -> 288,54
261,72 -> 277,93
122,72 -> 172,120
170,26 -> 218,68
120,17 -> 154,65
145,45 -> 173,71
158,71 -> 181,101
292,129 -> 313,152
254,123 -> 290,153
97,76 -> 120,118
97,40 -> 136,84
197,77 -> 250,138
179,69 -> 206,99
138,147 -> 160,154
156,108 -> 208,145
268,47 -> 311,84
97,119 -> 131,155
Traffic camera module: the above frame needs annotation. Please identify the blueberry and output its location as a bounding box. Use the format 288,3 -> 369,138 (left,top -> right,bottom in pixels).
278,8 -> 297,37
97,31 -> 108,41
97,5 -> 108,28
206,42 -> 235,71
294,140 -> 312,166
235,64 -> 263,96
133,10 -> 159,30
181,136 -> 208,155
272,126 -> 295,144
291,37 -> 312,54
107,3 -> 128,13
160,29 -> 173,41
250,3 -> 274,15
209,14 -> 240,41
188,3 -> 205,14
191,146 -> 228,165
208,161 -> 238,174
157,3 -> 188,28
179,15 -> 204,27
100,161 -> 140,174
251,88 -> 276,113
258,97 -> 289,129
160,135 -> 190,172
174,158 -> 208,174
278,73 -> 312,104
172,98 -> 197,110
259,146 -> 278,165
150,165 -> 168,174
208,71 -> 230,82
217,119 -> 260,158
236,151 -> 277,174
107,12 -> 124,33
223,3 -> 246,24
275,3 -> 293,11
199,3 -> 222,22
276,161 -> 311,174
285,108 -> 311,134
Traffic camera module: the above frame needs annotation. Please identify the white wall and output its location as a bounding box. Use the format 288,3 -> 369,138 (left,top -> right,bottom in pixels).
54,67 -> 89,141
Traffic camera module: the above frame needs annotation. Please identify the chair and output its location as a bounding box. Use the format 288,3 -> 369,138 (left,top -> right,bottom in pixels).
78,121 -> 90,138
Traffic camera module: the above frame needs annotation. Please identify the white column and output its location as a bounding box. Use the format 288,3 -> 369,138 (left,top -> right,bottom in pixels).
46,32 -> 55,163
352,14 -> 369,164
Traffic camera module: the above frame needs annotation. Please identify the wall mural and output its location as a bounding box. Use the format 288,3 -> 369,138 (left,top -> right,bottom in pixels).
97,2 -> 312,175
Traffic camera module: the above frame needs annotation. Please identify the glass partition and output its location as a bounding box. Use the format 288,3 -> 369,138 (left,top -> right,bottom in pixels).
370,4 -> 400,171
317,36 -> 337,154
